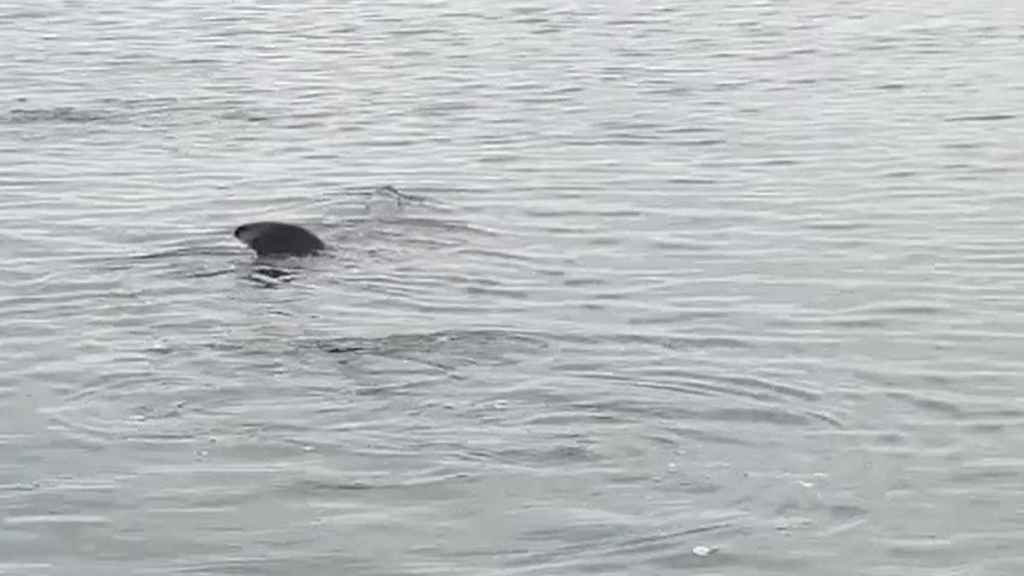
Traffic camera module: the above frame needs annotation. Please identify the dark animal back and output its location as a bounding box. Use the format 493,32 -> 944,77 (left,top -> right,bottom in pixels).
251,224 -> 325,256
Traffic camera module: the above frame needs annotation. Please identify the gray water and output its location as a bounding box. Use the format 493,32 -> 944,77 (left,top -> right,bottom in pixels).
2,1 -> 1022,574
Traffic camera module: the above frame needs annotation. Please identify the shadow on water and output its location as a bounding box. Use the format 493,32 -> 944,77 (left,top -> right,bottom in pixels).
1,96 -> 271,127
313,329 -> 550,369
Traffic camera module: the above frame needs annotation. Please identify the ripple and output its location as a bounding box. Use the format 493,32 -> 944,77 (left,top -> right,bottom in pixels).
3,106 -> 117,124
946,113 -> 1016,123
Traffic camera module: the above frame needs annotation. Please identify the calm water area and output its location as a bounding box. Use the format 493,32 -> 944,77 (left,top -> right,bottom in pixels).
1,1 -> 1022,574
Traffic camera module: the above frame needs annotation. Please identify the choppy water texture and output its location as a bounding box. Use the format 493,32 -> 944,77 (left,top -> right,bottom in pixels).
2,1 -> 1023,575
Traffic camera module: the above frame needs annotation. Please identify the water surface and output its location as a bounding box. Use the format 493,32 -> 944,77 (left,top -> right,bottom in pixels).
1,1 -> 1022,574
